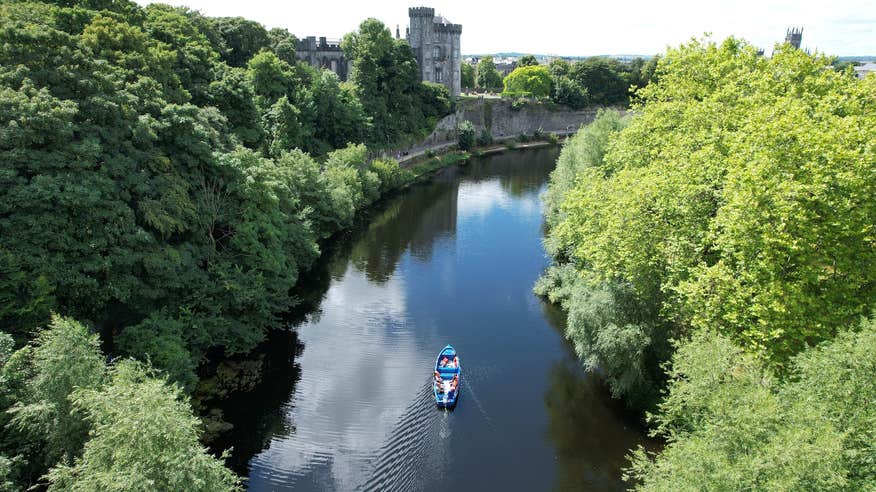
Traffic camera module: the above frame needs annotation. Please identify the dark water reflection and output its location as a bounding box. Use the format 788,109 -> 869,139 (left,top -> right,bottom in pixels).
212,148 -> 655,491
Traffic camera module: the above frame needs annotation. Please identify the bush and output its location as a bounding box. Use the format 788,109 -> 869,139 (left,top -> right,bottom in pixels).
424,149 -> 435,158
456,121 -> 475,151
116,314 -> 197,392
477,128 -> 493,146
510,97 -> 527,111
369,158 -> 413,193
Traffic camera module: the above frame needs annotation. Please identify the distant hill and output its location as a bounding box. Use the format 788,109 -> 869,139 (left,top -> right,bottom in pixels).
464,52 -> 654,61
836,55 -> 876,62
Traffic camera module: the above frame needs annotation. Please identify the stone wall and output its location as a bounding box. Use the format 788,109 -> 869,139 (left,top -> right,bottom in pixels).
413,98 -> 621,149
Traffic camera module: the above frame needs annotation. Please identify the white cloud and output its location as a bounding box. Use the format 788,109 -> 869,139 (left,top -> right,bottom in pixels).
456,179 -> 540,219
248,264 -> 430,490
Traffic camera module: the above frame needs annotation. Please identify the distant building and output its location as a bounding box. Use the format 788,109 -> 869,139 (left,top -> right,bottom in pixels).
785,27 -> 803,49
407,7 -> 462,97
854,61 -> 876,79
296,36 -> 350,81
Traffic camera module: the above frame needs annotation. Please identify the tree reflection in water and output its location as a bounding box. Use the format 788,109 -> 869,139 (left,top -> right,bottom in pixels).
539,271 -> 660,491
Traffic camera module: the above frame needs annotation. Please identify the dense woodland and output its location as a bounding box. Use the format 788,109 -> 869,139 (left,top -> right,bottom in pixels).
537,38 -> 875,488
0,0 -> 450,488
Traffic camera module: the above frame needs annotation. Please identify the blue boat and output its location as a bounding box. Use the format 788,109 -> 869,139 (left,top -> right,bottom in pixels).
433,345 -> 461,408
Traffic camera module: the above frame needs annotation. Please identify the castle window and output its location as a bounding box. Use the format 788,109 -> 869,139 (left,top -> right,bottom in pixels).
435,67 -> 444,83
433,45 -> 443,60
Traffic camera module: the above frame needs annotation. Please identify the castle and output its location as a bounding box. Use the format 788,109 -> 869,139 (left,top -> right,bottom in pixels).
406,7 -> 463,97
785,27 -> 803,49
295,36 -> 350,81
295,7 -> 462,96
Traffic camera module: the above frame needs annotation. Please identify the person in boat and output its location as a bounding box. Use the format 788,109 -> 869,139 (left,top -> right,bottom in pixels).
434,371 -> 445,393
439,356 -> 450,367
449,374 -> 459,394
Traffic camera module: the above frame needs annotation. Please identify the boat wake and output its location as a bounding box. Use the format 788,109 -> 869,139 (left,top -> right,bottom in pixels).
360,378 -> 445,491
460,373 -> 496,433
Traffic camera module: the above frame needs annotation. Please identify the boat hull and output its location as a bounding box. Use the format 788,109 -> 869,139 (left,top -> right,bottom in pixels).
434,345 -> 461,408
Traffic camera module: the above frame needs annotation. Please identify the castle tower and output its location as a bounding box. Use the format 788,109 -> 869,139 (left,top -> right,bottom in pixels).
785,27 -> 803,49
407,7 -> 462,97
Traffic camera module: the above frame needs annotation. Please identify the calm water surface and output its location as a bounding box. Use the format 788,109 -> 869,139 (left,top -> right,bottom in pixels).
213,148 -> 653,491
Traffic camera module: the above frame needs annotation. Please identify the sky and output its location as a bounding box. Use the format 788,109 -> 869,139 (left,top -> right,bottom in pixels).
135,0 -> 876,56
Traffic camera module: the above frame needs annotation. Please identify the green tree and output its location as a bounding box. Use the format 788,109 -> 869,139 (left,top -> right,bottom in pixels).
548,58 -> 571,78
5,316 -> 105,481
569,57 -> 629,105
208,65 -> 264,147
551,76 -> 589,109
476,56 -> 503,91
0,251 -> 54,343
628,320 -> 876,490
267,27 -> 297,64
461,62 -> 475,89
518,54 -> 538,67
207,16 -> 270,67
456,120 -> 475,150
502,65 -> 552,98
552,38 -> 875,375
47,360 -> 241,491
342,18 -> 446,146
142,3 -> 219,104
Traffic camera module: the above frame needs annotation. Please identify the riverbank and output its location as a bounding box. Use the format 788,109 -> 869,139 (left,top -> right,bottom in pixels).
195,138 -> 563,431
401,138 -> 564,180
208,145 -> 655,490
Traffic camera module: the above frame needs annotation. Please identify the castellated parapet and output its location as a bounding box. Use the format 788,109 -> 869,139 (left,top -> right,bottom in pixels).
407,6 -> 462,97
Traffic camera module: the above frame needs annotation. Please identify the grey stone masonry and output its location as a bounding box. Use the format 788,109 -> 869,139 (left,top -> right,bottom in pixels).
296,36 -> 350,81
785,27 -> 802,49
407,7 -> 462,97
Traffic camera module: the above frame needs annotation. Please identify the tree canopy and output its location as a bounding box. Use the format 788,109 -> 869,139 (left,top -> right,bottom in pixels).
475,56 -> 503,91
502,65 -> 552,98
628,320 -> 876,490
538,35 -> 876,487
461,62 -> 475,89
342,18 -> 452,147
0,2 -> 445,488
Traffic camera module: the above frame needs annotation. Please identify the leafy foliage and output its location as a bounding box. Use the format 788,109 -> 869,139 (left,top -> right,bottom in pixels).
0,318 -> 241,490
518,54 -> 538,67
342,19 -> 452,147
4,316 -> 104,481
475,56 -> 503,91
502,65 -> 552,98
628,320 -> 876,490
461,62 -> 475,89
552,38 -> 875,370
539,38 -> 875,422
456,121 -> 475,151
0,1 -> 436,489
545,56 -> 658,108
48,360 -> 241,491
551,76 -> 589,109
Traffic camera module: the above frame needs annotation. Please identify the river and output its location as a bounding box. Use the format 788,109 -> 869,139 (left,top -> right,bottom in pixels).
209,147 -> 654,491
